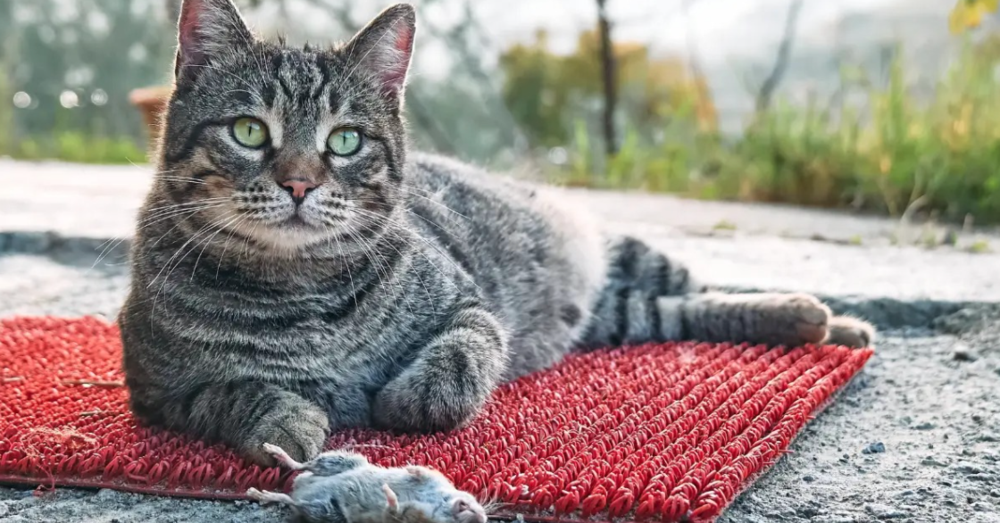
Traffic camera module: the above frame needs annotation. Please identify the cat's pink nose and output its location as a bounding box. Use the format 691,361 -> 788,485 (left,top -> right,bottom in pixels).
280,179 -> 318,202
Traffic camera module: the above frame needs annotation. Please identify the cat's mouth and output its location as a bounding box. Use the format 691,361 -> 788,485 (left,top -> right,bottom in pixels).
284,214 -> 310,227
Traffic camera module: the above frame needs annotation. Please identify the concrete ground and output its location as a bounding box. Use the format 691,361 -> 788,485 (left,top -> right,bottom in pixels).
1,159 -> 999,523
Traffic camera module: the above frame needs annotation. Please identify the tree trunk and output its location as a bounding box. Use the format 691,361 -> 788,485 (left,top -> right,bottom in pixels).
755,0 -> 804,114
596,0 -> 617,156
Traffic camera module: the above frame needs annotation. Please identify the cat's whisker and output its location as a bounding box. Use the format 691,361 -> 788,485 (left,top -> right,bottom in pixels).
216,213 -> 252,280
150,212 -> 242,313
148,211 -> 232,292
190,213 -> 243,281
88,236 -> 132,275
396,186 -> 471,221
343,228 -> 393,300
155,176 -> 214,186
331,233 -> 360,310
140,205 -> 224,226
349,227 -> 426,319
232,27 -> 269,100
143,197 -> 232,217
139,203 -> 230,238
349,207 -> 484,295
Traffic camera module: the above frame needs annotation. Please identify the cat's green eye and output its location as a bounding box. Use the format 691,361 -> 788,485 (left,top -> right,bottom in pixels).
327,128 -> 362,156
232,117 -> 268,148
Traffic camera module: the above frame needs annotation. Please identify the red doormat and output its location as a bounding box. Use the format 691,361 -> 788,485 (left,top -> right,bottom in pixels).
0,316 -> 873,522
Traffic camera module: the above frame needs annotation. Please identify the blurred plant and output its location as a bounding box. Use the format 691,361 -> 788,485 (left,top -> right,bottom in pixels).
550,36 -> 1000,224
950,0 -> 1000,33
0,0 -> 172,163
499,31 -> 717,148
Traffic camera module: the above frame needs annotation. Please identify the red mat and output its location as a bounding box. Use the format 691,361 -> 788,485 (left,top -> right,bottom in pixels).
0,316 -> 872,522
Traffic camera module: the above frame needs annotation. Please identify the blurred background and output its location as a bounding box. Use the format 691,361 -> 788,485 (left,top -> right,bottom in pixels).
2,0 -> 1000,224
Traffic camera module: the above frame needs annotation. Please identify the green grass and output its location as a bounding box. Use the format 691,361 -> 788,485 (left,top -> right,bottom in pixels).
2,131 -> 148,164
559,41 -> 1000,225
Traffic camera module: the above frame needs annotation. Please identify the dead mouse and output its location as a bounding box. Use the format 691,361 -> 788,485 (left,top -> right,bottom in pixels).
246,443 -> 488,523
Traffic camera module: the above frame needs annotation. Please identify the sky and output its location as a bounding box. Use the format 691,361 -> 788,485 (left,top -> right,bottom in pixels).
249,0 -> 946,82
471,0 -> 904,62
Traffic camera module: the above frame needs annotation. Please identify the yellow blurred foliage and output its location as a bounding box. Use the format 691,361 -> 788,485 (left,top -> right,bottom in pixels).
950,0 -> 999,33
498,29 -> 717,145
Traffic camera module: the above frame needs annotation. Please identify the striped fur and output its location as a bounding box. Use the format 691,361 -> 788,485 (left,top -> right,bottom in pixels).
119,0 -> 874,466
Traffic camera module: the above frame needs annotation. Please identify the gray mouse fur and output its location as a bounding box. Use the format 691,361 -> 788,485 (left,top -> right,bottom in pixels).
247,443 -> 488,523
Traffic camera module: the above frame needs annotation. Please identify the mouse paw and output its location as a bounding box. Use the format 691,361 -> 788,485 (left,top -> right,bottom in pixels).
262,442 -> 306,470
382,483 -> 399,509
246,487 -> 295,506
241,397 -> 329,467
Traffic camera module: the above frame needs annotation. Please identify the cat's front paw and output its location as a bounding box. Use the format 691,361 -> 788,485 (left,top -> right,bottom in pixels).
242,399 -> 329,467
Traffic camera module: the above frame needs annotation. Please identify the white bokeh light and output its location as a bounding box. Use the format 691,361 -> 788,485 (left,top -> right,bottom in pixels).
12,91 -> 31,109
59,90 -> 79,109
90,89 -> 108,106
547,146 -> 569,165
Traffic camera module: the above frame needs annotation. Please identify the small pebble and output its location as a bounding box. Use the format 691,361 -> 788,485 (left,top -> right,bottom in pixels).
955,462 -> 983,475
953,348 -> 977,362
921,457 -> 949,467
865,503 -> 907,519
862,441 -> 886,454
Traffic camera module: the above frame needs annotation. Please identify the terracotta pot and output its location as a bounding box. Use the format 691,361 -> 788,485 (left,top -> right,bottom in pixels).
128,85 -> 173,153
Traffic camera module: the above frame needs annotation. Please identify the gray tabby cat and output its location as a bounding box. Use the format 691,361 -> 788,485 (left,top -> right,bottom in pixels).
119,0 -> 874,467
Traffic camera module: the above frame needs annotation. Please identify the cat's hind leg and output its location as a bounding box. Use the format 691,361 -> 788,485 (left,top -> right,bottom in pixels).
662,292 -> 874,348
581,235 -> 875,348
826,315 -> 876,348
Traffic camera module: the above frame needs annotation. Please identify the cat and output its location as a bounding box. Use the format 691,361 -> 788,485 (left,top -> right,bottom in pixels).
118,0 -> 874,467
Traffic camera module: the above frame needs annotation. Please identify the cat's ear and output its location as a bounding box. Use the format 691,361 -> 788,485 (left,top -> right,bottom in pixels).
344,4 -> 416,102
175,0 -> 255,82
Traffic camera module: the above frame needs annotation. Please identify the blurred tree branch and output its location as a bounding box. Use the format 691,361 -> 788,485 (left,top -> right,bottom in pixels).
680,0 -> 712,132
596,0 -> 617,156
754,0 -> 803,114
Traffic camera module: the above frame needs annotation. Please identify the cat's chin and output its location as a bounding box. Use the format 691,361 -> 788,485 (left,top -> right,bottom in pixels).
256,227 -> 337,255
228,217 -> 342,256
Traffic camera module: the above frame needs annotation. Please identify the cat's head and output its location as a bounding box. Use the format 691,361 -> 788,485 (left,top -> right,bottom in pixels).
153,0 -> 415,253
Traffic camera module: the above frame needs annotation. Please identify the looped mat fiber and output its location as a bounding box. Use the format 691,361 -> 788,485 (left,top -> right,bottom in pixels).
0,316 -> 873,522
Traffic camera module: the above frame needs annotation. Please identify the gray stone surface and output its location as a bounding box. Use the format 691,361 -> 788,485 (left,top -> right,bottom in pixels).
1,159 -> 999,523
